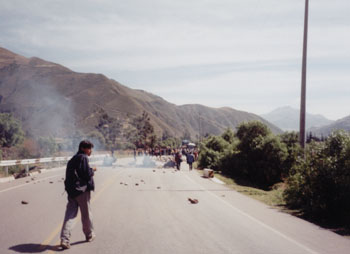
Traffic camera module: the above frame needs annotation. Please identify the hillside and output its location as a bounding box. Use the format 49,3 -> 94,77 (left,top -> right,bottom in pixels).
309,115 -> 350,137
261,106 -> 334,131
0,47 -> 281,140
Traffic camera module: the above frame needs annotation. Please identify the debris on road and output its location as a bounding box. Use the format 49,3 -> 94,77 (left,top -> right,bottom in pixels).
203,169 -> 214,178
188,198 -> 199,204
49,181 -> 54,184
157,186 -> 161,189
135,183 -> 139,186
163,160 -> 176,168
21,201 -> 29,205
120,182 -> 123,185
153,170 -> 156,172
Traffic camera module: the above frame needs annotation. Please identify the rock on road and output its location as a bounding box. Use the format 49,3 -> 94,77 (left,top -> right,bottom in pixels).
0,157 -> 350,254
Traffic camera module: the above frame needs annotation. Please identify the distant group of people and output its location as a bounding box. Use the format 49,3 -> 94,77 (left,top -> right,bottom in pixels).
174,148 -> 198,170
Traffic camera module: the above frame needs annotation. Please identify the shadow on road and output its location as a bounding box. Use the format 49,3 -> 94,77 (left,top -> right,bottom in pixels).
9,241 -> 87,253
9,243 -> 61,253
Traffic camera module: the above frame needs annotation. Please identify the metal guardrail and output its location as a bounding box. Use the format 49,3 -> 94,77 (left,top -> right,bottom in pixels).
0,154 -> 107,176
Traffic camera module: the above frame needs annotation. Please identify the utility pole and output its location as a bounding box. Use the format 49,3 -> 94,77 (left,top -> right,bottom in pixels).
198,113 -> 202,143
299,0 -> 309,149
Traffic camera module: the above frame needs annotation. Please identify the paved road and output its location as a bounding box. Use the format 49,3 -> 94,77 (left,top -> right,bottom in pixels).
1,157 -> 350,254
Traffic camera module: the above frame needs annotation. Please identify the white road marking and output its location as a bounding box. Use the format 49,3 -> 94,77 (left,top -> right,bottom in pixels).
184,173 -> 319,254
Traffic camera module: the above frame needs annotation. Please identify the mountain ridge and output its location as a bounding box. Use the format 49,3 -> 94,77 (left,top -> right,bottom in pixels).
0,47 -> 281,140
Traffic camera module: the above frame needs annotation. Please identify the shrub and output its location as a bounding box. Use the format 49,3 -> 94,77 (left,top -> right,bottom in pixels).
221,128 -> 236,144
284,131 -> 350,221
279,132 -> 303,177
233,122 -> 288,189
198,136 -> 229,169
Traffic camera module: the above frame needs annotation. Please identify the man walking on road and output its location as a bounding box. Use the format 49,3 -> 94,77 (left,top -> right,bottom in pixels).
60,140 -> 96,250
186,152 -> 195,170
175,151 -> 182,170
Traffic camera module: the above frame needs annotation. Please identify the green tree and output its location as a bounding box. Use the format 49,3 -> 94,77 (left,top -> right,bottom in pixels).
284,131 -> 350,221
235,121 -> 287,188
0,113 -> 25,148
198,135 -> 230,170
236,121 -> 270,154
280,132 -> 303,177
127,111 -> 156,149
221,128 -> 236,144
96,111 -> 122,153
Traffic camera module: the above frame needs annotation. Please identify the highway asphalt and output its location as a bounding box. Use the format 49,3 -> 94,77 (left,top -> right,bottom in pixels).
1,157 -> 350,254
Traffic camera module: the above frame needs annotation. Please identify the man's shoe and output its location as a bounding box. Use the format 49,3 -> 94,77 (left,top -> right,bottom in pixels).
86,234 -> 96,242
60,241 -> 70,250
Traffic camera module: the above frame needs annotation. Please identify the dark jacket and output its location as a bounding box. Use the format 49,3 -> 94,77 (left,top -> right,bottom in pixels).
186,153 -> 195,164
64,151 -> 95,198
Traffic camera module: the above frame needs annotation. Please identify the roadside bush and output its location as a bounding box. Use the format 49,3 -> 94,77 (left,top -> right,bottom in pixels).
199,121 -> 288,189
284,131 -> 350,222
236,134 -> 288,189
233,122 -> 288,189
279,132 -> 303,177
221,128 -> 236,144
198,136 -> 229,169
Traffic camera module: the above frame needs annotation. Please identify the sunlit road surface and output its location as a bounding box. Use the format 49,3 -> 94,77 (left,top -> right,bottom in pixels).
1,157 -> 350,254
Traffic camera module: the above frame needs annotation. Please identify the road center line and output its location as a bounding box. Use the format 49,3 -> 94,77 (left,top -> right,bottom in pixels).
183,173 -> 319,254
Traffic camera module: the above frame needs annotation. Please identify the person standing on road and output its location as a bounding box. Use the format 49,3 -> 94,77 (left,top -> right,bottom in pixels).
60,140 -> 96,250
175,151 -> 182,170
133,148 -> 137,162
186,152 -> 195,170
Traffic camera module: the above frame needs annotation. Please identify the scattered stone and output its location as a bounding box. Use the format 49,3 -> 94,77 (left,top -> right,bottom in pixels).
120,182 -> 123,185
26,181 -> 30,183
157,186 -> 161,190
135,183 -> 139,186
221,195 -> 225,197
49,181 -> 54,184
124,183 -> 128,186
61,178 -> 65,180
153,170 -> 156,172
163,171 -> 166,174
21,201 -> 29,205
188,198 -> 199,204
31,178 -> 35,181
38,170 -> 42,174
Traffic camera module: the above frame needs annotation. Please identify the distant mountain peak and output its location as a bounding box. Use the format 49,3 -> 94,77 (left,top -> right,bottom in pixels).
261,106 -> 334,131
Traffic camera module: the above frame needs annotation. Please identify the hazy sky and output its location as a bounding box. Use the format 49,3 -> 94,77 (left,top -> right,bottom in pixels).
1,0 -> 349,120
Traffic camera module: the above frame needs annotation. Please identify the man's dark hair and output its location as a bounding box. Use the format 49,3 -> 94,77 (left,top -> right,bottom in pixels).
79,140 -> 94,151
